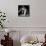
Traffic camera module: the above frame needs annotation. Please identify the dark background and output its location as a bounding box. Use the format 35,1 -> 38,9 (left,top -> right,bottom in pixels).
18,5 -> 30,17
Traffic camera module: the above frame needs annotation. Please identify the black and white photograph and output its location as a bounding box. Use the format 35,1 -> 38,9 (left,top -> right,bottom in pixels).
18,5 -> 30,17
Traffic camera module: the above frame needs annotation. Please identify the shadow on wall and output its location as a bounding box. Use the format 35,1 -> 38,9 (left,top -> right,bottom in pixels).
13,40 -> 21,46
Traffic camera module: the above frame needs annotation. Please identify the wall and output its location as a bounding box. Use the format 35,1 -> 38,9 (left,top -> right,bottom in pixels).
0,0 -> 46,27
0,0 -> 46,46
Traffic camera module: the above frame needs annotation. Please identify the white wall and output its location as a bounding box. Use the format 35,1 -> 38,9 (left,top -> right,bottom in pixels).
0,1 -> 46,46
0,0 -> 46,27
32,0 -> 46,27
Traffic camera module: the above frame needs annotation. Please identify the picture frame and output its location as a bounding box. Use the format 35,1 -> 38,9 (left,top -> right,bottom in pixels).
18,5 -> 30,17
